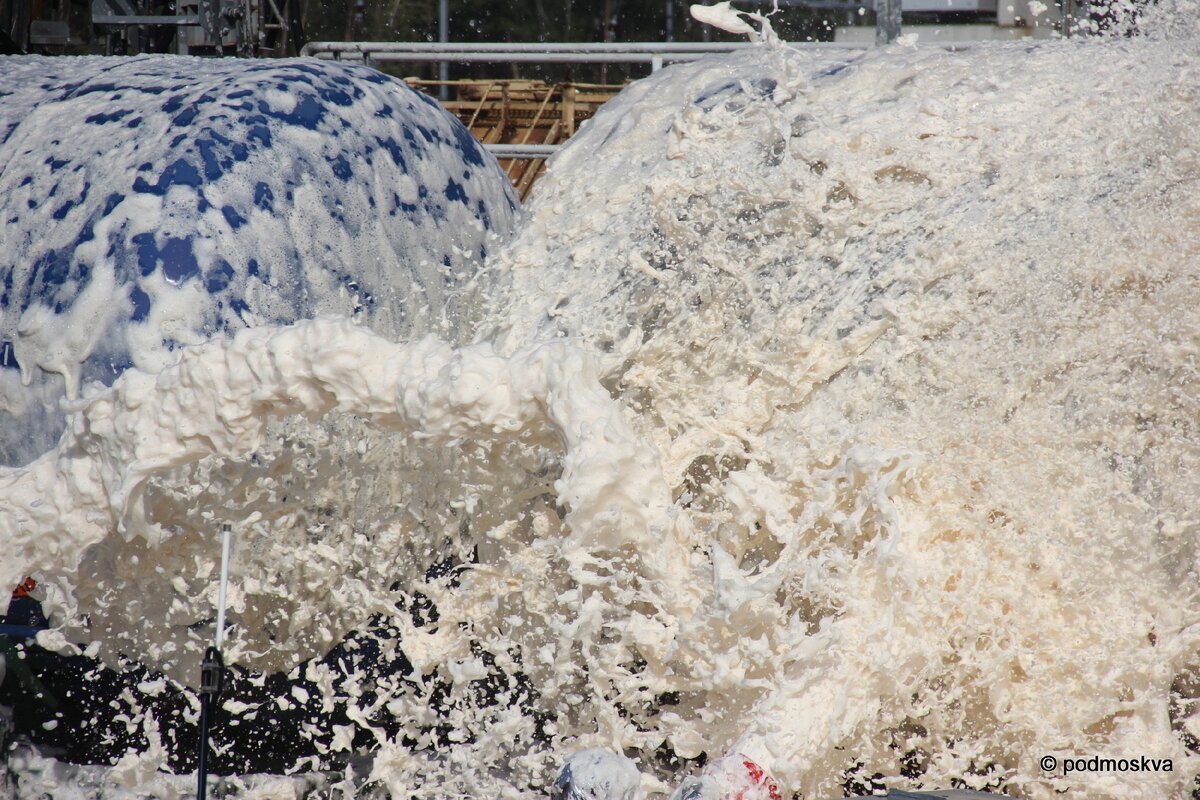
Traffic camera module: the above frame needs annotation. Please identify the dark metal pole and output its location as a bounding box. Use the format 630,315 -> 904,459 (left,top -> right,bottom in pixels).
875,0 -> 900,44
197,522 -> 232,800
196,645 -> 224,800
196,694 -> 211,800
438,0 -> 449,100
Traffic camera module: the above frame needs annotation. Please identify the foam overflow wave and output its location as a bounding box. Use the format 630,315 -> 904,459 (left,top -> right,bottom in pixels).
483,36 -> 1200,798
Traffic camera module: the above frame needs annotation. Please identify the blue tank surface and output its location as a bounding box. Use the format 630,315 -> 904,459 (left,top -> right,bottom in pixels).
0,55 -> 519,466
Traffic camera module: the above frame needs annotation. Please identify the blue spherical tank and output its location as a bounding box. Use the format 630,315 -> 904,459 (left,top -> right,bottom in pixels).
0,55 -> 519,466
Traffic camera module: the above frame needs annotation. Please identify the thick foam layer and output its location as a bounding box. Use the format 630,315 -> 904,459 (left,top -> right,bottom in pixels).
4,26 -> 1200,800
0,56 -> 518,466
483,34 -> 1200,799
1,318 -> 692,677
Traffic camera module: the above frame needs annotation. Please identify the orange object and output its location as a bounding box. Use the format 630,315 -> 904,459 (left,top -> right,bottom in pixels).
12,577 -> 36,598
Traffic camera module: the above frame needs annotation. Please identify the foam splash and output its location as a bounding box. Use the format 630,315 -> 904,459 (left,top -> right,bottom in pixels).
2,317 -> 693,677
688,2 -> 778,44
483,35 -> 1200,799
5,29 -> 1200,800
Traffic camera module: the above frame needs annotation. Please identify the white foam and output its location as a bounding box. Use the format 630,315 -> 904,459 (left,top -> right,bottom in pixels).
1,318 -> 693,676
689,3 -> 757,39
483,34 -> 1200,799
4,25 -> 1200,800
0,55 -> 518,466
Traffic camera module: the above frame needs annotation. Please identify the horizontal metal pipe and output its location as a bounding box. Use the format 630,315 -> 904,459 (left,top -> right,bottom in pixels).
300,40 -> 869,60
314,51 -> 769,64
307,41 -> 752,54
486,144 -> 560,159
93,14 -> 200,24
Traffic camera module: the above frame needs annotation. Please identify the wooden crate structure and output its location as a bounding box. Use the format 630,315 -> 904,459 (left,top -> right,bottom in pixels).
405,79 -> 623,201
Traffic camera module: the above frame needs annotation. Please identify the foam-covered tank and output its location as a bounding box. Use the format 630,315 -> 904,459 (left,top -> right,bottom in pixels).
0,55 -> 519,466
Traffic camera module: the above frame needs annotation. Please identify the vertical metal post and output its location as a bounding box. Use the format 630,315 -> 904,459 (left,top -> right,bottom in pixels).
875,0 -> 900,44
438,0 -> 449,100
197,522 -> 231,800
16,0 -> 30,51
215,524 -> 232,650
665,0 -> 673,41
196,688 -> 210,800
196,646 -> 224,800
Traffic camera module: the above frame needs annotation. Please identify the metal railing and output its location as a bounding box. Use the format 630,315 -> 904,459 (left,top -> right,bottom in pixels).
300,40 -> 869,71
300,41 -> 872,163
486,143 -> 561,160
301,36 -> 948,162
